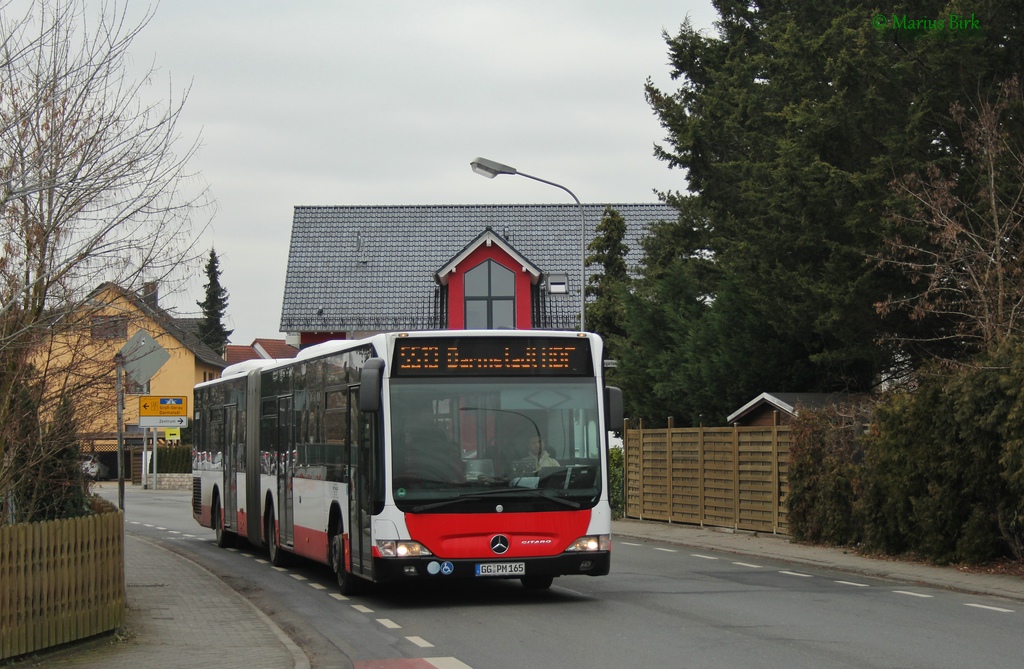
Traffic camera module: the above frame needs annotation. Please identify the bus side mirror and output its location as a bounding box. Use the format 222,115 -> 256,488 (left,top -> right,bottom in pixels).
605,386 -> 623,433
359,358 -> 385,412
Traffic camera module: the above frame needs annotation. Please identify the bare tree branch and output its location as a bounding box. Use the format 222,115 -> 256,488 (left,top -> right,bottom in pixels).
1,0 -> 213,523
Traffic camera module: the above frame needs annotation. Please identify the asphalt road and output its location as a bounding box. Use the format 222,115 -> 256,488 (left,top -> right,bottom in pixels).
115,487 -> 1021,669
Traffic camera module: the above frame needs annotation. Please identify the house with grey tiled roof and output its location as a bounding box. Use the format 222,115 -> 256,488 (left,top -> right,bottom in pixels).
280,203 -> 674,347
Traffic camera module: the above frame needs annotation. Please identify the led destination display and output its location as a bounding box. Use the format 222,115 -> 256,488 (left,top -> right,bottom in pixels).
393,336 -> 593,377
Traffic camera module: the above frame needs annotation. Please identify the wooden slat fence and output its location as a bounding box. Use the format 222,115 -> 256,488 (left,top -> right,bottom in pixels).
624,420 -> 791,534
0,497 -> 125,661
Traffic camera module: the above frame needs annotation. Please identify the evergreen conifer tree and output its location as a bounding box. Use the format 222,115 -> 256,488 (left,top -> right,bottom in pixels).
196,249 -> 233,356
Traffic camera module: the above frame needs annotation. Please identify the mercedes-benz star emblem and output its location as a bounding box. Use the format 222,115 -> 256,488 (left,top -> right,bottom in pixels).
490,534 -> 509,555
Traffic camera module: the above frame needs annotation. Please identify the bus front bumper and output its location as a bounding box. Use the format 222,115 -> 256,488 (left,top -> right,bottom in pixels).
373,551 -> 610,582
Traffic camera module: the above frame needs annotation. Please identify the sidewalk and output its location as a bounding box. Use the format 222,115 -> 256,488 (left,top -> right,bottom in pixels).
16,532 -> 309,669
611,518 -> 1024,603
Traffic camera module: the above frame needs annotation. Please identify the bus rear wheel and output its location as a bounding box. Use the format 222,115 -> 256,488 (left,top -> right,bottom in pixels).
266,507 -> 288,567
213,495 -> 234,548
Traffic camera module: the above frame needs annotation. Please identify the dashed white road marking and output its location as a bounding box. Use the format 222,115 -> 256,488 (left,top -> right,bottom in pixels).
654,547 -> 677,553
352,604 -> 374,613
290,573 -> 308,581
377,618 -> 401,629
894,590 -> 933,598
835,580 -> 870,587
732,562 -> 763,568
965,603 -> 1014,613
619,541 -> 642,546
255,558 -> 268,564
691,553 -> 718,560
308,583 -> 327,591
780,570 -> 813,578
424,658 -> 473,669
271,566 -> 288,572
407,636 -> 434,648
329,593 -> 349,601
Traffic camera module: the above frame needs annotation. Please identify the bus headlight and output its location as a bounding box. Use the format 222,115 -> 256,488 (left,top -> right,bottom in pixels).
565,534 -> 610,552
377,540 -> 432,558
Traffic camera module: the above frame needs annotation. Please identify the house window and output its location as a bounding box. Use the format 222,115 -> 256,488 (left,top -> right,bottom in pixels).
91,315 -> 127,339
464,260 -> 515,329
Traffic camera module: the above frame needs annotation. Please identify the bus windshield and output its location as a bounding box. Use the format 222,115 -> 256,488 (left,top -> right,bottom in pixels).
389,378 -> 603,513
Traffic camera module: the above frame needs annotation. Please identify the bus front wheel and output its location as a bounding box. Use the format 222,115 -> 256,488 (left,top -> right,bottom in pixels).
330,531 -> 364,596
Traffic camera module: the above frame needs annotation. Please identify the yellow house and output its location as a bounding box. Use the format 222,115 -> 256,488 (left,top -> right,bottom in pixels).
40,282 -> 228,465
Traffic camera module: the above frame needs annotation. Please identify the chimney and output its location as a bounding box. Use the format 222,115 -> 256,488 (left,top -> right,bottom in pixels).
142,281 -> 159,308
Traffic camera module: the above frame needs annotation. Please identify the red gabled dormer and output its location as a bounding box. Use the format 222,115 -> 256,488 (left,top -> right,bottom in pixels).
434,228 -> 542,329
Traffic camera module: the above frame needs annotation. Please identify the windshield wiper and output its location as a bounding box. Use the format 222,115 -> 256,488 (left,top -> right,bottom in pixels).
410,488 -> 581,513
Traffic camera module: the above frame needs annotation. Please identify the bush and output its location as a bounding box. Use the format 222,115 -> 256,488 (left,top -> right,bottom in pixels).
786,340 -> 1024,564
788,404 -> 867,546
862,345 -> 1023,563
608,446 -> 624,519
148,444 -> 193,473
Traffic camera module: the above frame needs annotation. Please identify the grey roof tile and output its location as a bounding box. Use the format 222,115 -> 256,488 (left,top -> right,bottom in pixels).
280,203 -> 674,333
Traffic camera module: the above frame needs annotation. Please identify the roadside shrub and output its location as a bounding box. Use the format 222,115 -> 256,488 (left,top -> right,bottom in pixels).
788,404 -> 867,546
148,444 -> 192,473
863,345 -> 1023,564
608,446 -> 624,519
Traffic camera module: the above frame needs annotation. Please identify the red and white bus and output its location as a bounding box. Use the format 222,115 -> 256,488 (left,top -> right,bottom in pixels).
192,330 -> 622,593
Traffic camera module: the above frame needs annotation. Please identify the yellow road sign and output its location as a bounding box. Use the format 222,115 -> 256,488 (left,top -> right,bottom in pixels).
139,396 -> 188,417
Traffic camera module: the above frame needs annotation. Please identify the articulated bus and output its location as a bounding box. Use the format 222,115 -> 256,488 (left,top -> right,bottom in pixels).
191,330 -> 623,593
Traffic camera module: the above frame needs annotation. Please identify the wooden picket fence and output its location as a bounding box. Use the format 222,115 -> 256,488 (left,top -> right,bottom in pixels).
624,419 -> 792,534
0,497 -> 125,661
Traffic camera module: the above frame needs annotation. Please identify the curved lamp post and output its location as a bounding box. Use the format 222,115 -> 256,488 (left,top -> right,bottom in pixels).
470,157 -> 586,332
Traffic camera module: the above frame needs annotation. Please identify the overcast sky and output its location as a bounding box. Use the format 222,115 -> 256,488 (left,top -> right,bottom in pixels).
128,1 -> 719,345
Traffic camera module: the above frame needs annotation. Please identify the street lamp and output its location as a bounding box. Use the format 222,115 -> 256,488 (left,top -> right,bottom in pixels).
470,157 -> 586,332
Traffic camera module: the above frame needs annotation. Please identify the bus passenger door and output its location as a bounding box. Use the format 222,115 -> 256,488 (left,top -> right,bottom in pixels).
348,386 -> 374,577
223,405 -> 237,531
278,396 -> 294,548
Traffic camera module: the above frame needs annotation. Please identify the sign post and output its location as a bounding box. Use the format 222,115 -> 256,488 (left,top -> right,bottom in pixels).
139,397 -> 188,490
116,331 -> 170,505
114,353 -> 125,510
